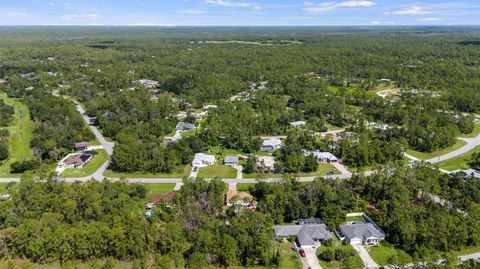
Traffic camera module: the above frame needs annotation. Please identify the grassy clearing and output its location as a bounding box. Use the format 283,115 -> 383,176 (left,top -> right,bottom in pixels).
438,146 -> 480,171
368,244 -> 412,265
406,139 -> 467,160
142,183 -> 176,194
197,164 -> 237,178
104,165 -> 192,178
60,150 -> 108,177
460,124 -> 480,139
0,93 -> 34,177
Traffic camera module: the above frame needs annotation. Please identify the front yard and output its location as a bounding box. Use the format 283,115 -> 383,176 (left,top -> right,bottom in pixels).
61,150 -> 108,177
197,164 -> 237,178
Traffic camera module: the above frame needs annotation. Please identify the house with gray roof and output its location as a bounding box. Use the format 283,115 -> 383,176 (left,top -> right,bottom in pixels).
274,219 -> 332,248
290,121 -> 306,128
338,222 -> 385,245
224,155 -> 239,166
176,122 -> 196,131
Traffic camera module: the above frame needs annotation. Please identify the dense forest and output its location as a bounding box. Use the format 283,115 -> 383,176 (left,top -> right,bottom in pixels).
1,164 -> 480,267
1,27 -> 479,172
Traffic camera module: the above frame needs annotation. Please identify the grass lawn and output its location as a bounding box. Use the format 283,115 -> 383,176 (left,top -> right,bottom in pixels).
0,93 -> 34,177
60,150 -> 108,177
197,164 -> 237,178
406,139 -> 467,160
0,183 -> 8,192
142,183 -> 176,194
104,165 -> 192,178
318,244 -> 364,269
460,124 -> 480,138
453,245 -> 480,256
438,146 -> 480,171
368,244 -> 412,265
181,128 -> 198,138
237,183 -> 256,192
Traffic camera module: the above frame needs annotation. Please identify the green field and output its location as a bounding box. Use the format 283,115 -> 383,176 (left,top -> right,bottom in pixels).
197,164 -> 237,178
244,162 -> 340,179
142,183 -> 176,194
60,150 -> 108,177
406,139 -> 467,160
438,146 -> 480,171
0,93 -> 34,177
460,124 -> 480,139
104,165 -> 192,178
368,244 -> 412,265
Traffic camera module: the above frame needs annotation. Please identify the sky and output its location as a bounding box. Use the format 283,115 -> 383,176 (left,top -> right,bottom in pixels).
1,0 -> 479,26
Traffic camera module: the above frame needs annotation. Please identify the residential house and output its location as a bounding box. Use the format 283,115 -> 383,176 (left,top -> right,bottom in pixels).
224,155 -> 239,166
274,219 -> 332,248
192,153 -> 216,167
138,79 -> 159,89
225,190 -> 255,208
338,221 -> 385,245
307,151 -> 338,163
257,156 -> 275,172
176,122 -> 196,131
61,153 -> 93,168
75,142 -> 89,151
451,169 -> 480,180
260,138 -> 283,151
290,121 -> 306,128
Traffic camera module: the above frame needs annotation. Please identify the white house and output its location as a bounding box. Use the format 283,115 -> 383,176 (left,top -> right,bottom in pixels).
260,138 -> 283,151
307,151 -> 338,163
192,153 -> 216,167
257,156 -> 275,172
290,121 -> 306,128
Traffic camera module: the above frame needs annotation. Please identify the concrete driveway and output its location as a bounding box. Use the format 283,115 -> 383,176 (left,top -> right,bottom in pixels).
351,244 -> 379,269
300,248 -> 322,269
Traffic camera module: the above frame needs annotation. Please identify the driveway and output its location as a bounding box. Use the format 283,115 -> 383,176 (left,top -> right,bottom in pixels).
233,165 -> 243,179
351,244 -> 379,269
300,248 -> 322,269
189,166 -> 200,179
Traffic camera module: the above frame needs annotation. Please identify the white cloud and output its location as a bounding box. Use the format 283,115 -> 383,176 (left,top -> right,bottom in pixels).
64,2 -> 71,6
48,2 -> 55,7
206,0 -> 261,10
61,14 -> 100,21
394,6 -> 431,15
304,1 -> 374,12
371,20 -> 379,24
420,17 -> 443,22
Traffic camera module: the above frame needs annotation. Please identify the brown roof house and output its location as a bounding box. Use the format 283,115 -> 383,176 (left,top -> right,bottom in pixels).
75,142 -> 89,151
61,153 -> 93,168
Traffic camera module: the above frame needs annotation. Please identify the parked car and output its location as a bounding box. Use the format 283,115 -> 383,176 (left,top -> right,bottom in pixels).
299,249 -> 306,257
193,166 -> 198,172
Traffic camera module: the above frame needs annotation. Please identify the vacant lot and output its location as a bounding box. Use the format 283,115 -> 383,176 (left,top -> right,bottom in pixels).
104,165 -> 192,178
406,139 -> 467,160
197,164 -> 237,178
0,93 -> 33,177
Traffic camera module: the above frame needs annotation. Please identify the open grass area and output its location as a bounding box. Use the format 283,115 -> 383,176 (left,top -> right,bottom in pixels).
197,164 -> 237,178
237,183 -> 256,192
438,146 -> 479,171
104,165 -> 192,178
142,183 -> 176,194
60,150 -> 108,177
0,93 -> 34,177
406,139 -> 467,160
460,124 -> 480,138
368,244 -> 412,265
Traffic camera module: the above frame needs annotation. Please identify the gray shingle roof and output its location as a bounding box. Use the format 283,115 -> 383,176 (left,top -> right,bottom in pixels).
224,155 -> 239,164
339,222 -> 385,241
274,223 -> 332,246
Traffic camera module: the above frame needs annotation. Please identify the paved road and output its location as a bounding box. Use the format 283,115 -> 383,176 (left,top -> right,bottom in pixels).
425,135 -> 480,163
351,244 -> 379,269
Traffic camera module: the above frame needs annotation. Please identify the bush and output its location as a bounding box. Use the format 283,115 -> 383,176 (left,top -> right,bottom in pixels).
335,246 -> 356,262
0,143 -> 8,160
319,247 -> 335,262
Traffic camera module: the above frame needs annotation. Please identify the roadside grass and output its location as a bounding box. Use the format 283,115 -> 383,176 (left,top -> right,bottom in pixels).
237,183 -> 256,192
244,163 -> 340,179
438,146 -> 480,171
0,93 -> 34,177
197,164 -> 237,178
142,183 -> 176,194
368,244 -> 412,266
452,245 -> 480,256
0,260 -> 132,269
406,139 -> 467,160
60,150 -> 108,177
460,124 -> 480,139
103,165 -> 192,179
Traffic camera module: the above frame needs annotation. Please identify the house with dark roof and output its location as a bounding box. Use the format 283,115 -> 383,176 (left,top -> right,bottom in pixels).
338,221 -> 385,245
274,219 -> 332,248
74,142 -> 89,151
